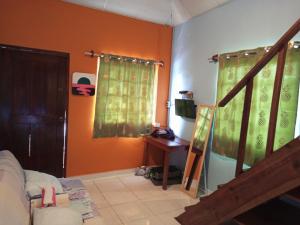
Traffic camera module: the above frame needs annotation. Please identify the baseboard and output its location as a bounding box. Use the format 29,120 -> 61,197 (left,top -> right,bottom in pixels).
199,188 -> 214,197
68,168 -> 136,181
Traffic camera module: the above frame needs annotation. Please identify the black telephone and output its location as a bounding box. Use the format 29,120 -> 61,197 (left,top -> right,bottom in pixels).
150,128 -> 175,140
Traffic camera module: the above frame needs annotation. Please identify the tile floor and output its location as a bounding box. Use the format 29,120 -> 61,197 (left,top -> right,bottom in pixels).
81,173 -> 199,225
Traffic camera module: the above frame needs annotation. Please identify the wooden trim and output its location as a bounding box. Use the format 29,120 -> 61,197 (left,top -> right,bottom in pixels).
180,104 -> 215,198
0,44 -> 69,58
218,18 -> 300,107
63,55 -> 70,178
235,80 -> 253,177
265,44 -> 288,157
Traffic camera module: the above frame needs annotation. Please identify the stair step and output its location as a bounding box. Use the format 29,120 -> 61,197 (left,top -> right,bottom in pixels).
233,198 -> 300,225
280,187 -> 300,209
283,187 -> 300,201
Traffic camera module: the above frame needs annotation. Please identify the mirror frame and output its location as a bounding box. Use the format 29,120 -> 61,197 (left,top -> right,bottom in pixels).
181,104 -> 216,198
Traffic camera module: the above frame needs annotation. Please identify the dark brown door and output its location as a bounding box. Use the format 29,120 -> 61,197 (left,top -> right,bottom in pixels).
0,45 -> 69,177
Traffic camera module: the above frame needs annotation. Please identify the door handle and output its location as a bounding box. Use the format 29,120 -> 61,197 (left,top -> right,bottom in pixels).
28,134 -> 32,157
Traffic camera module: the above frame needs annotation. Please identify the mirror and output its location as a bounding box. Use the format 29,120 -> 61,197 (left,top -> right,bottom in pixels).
181,104 -> 215,198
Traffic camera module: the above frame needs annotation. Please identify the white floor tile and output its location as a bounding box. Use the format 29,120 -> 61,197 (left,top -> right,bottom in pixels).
95,178 -> 128,192
80,171 -> 197,225
123,217 -> 163,225
103,191 -> 138,205
112,201 -> 153,223
85,182 -> 101,195
90,192 -> 110,209
158,209 -> 184,225
81,179 -> 94,185
132,189 -> 168,201
120,176 -> 155,191
119,175 -> 151,185
165,190 -> 193,200
142,199 -> 190,215
84,207 -> 122,225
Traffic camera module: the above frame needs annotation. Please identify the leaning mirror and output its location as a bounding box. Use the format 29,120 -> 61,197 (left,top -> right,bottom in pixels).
181,104 -> 215,198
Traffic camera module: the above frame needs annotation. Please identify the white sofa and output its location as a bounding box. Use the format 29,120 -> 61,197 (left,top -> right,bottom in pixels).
0,150 -> 82,225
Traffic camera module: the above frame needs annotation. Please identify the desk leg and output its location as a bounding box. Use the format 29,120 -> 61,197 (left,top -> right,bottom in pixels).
162,151 -> 170,190
143,142 -> 149,166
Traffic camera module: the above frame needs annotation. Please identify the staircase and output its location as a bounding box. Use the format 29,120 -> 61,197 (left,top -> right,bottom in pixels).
176,17 -> 300,225
230,187 -> 300,225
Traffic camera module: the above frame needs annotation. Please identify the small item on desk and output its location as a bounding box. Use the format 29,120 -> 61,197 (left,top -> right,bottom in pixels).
152,122 -> 160,128
150,128 -> 175,140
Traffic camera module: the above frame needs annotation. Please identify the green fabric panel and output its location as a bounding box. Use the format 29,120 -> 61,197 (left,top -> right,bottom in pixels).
213,47 -> 300,166
193,107 -> 213,151
93,55 -> 155,137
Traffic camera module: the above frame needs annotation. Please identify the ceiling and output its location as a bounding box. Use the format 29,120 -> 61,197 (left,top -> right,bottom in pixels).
63,0 -> 232,26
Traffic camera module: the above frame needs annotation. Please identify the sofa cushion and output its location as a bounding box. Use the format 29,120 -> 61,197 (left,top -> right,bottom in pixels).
0,150 -> 25,187
0,169 -> 30,225
33,207 -> 83,225
25,170 -> 64,198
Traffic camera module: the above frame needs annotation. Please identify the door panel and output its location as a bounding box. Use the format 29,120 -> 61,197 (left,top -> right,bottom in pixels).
0,49 -> 13,149
30,56 -> 59,117
10,123 -> 32,169
31,122 -> 64,177
11,53 -> 32,116
0,45 -> 69,177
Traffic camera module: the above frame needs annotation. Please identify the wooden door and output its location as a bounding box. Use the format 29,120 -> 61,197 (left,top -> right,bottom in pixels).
0,44 -> 69,177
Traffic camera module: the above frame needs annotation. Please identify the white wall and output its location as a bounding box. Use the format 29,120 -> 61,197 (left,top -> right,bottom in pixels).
169,0 -> 300,191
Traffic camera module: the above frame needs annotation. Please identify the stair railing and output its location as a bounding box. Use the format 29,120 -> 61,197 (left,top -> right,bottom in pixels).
218,18 -> 300,177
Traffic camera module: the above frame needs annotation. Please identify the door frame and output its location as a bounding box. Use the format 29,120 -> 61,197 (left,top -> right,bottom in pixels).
0,43 -> 70,177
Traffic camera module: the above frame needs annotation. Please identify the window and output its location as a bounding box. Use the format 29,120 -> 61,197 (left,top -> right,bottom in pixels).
213,47 -> 300,166
93,54 -> 158,137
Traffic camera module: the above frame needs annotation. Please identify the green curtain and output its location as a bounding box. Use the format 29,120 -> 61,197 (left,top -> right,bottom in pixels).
213,47 -> 300,166
93,55 -> 156,137
193,107 -> 213,151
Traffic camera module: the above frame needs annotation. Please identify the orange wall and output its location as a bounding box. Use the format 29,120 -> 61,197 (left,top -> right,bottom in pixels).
0,0 -> 173,176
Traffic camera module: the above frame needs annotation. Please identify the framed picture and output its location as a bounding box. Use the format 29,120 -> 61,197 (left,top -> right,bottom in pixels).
72,72 -> 96,96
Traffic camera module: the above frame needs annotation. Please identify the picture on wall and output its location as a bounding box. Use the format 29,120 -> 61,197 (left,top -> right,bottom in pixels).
72,72 -> 96,96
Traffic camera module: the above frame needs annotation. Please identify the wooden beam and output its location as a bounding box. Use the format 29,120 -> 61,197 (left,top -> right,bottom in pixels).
176,137 -> 300,225
265,44 -> 288,157
235,79 -> 253,177
218,18 -> 300,107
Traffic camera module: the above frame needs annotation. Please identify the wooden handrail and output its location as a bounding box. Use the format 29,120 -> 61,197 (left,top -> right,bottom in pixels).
218,18 -> 300,107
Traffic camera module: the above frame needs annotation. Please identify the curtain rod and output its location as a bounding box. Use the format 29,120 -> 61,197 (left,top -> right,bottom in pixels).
208,41 -> 300,63
84,50 -> 164,67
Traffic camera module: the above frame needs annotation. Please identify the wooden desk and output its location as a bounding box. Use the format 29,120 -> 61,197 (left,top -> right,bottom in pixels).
143,135 -> 189,190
